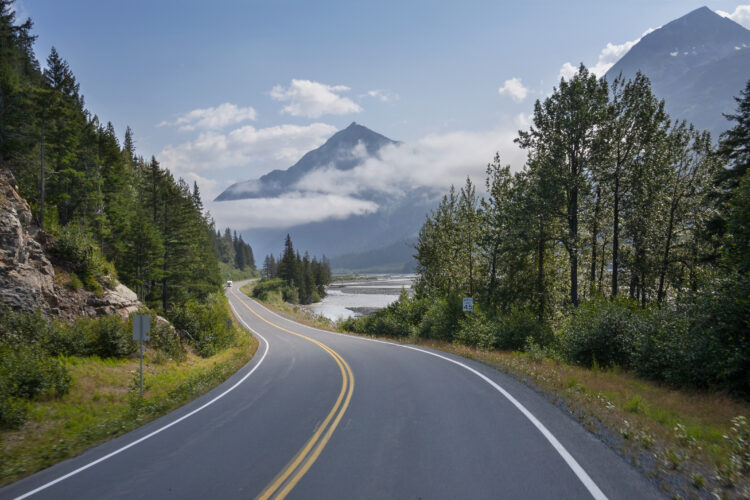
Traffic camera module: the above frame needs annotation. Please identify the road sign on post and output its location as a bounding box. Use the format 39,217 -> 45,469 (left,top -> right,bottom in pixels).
462,297 -> 473,312
132,315 -> 151,397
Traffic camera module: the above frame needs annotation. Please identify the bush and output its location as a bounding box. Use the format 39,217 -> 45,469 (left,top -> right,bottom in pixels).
68,272 -> 83,291
0,393 -> 28,429
52,224 -> 110,286
456,309 -> 497,348
149,316 -> 187,362
0,344 -> 71,400
65,316 -> 137,358
168,293 -> 236,357
496,307 -> 553,351
252,279 -> 299,304
558,297 -> 644,369
418,294 -> 463,341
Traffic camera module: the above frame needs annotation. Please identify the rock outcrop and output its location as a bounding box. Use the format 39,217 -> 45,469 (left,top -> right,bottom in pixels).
0,168 -> 142,321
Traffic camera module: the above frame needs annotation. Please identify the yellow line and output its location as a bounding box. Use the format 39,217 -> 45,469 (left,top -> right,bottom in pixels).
229,290 -> 354,500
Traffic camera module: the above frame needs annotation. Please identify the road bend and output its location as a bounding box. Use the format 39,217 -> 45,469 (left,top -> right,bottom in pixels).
1,283 -> 662,499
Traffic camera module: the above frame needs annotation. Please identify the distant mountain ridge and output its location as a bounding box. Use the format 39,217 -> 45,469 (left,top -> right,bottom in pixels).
214,122 -> 434,270
606,6 -> 750,138
214,122 -> 397,201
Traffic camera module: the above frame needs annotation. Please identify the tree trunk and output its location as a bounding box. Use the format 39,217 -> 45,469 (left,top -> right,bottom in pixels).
537,223 -> 546,321
611,169 -> 620,297
657,201 -> 677,306
589,185 -> 601,296
569,185 -> 579,307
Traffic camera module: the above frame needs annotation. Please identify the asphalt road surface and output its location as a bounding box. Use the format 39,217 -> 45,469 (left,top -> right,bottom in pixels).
1,284 -> 663,499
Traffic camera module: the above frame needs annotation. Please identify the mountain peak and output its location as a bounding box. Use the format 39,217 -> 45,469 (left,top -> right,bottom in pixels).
214,123 -> 398,201
605,5 -> 750,139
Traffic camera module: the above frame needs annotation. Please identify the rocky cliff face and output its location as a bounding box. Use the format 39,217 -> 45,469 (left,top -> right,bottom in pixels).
0,168 -> 142,321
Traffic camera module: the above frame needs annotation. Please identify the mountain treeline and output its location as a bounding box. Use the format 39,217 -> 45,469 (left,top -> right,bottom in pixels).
0,1 -> 257,309
255,235 -> 332,305
344,65 -> 750,397
0,0 -> 259,393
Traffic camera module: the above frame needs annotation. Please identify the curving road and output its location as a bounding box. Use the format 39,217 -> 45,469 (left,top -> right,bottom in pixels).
1,285 -> 662,499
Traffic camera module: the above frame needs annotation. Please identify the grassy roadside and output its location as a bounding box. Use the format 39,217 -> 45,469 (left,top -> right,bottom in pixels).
240,284 -> 750,499
0,317 -> 258,487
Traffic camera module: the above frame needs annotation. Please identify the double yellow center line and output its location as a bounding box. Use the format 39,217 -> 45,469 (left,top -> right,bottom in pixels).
230,290 -> 354,500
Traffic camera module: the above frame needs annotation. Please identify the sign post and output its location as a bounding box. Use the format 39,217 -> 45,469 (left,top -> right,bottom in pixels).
462,297 -> 474,313
132,314 -> 151,397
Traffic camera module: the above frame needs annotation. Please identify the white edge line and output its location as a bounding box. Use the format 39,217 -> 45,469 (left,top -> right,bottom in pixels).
244,295 -> 608,500
13,295 -> 269,500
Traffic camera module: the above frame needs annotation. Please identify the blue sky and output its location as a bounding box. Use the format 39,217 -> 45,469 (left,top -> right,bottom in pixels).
15,0 -> 750,229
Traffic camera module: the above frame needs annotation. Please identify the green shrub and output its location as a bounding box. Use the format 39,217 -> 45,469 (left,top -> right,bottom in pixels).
168,293 -> 236,357
418,294 -> 463,341
58,316 -> 137,358
0,344 -> 70,400
252,279 -> 299,304
496,307 -> 553,351
83,274 -> 103,296
149,316 -> 186,362
0,308 -> 55,345
558,297 -> 643,368
52,224 -> 110,286
0,393 -> 28,429
68,272 -> 83,291
456,309 -> 497,348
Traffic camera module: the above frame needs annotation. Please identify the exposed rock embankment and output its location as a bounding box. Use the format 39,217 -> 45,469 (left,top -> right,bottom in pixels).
0,168 -> 141,320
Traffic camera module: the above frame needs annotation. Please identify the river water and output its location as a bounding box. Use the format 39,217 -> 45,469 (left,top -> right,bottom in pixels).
307,274 -> 416,321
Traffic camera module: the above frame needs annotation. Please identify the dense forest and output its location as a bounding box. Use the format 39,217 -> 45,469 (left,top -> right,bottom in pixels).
254,235 -> 332,305
0,1 -> 254,310
344,65 -> 750,397
0,0 -> 259,428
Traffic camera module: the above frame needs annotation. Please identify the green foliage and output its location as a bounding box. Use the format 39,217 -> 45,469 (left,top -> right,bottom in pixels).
0,393 -> 28,429
455,309 -> 497,348
417,294 -> 463,341
67,272 -> 82,291
70,316 -> 137,358
558,297 -> 644,368
252,278 -> 297,304
52,224 -> 110,285
495,307 -> 553,351
148,316 -> 186,362
168,292 -> 236,357
0,344 -> 70,399
260,235 -> 331,305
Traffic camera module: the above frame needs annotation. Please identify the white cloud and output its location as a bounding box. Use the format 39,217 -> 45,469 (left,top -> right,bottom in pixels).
270,79 -> 362,118
717,5 -> 750,29
159,103 -> 257,131
558,62 -> 578,81
497,77 -> 528,102
365,89 -> 398,102
294,123 -> 526,198
158,122 -> 338,177
558,27 -> 657,80
207,193 -> 378,230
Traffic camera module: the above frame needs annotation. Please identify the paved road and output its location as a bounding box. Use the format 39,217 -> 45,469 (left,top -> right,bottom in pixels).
1,286 -> 662,499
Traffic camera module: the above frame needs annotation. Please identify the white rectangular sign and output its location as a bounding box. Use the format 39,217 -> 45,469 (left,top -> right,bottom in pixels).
462,297 -> 473,312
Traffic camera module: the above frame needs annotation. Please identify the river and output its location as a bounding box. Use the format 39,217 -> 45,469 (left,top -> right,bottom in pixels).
306,274 -> 416,321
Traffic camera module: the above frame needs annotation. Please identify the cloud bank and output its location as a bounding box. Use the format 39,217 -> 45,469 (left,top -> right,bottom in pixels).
270,79 -> 362,118
294,121 -> 527,199
158,122 -> 337,177
206,193 -> 379,230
